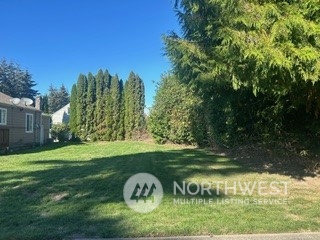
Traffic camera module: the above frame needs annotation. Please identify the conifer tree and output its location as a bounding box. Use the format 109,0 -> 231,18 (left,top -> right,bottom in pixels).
109,75 -> 122,140
124,72 -> 145,139
134,74 -> 146,132
0,59 -> 38,99
105,85 -> 113,141
68,69 -> 145,141
104,70 -> 112,140
76,74 -> 88,140
104,70 -> 111,90
124,73 -> 135,139
165,0 -> 320,123
149,74 -> 203,144
95,69 -> 106,139
20,71 -> 38,100
40,94 -> 49,113
117,79 -> 125,140
48,85 -> 58,114
59,84 -> 69,106
69,84 -> 78,136
48,84 -> 69,113
86,73 -> 96,137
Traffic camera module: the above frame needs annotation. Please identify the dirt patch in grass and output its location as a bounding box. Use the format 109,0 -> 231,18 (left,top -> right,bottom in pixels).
294,176 -> 320,187
227,141 -> 320,180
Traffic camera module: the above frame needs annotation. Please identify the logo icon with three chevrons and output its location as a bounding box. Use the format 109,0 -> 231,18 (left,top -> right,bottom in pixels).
123,173 -> 163,213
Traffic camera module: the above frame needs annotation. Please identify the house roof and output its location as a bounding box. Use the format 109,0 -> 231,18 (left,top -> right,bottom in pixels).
52,103 -> 70,124
0,92 -> 41,111
52,103 -> 70,115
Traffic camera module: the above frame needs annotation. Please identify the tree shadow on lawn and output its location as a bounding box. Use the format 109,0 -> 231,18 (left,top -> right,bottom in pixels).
3,141 -> 84,156
0,147 -> 315,238
0,148 -> 236,239
229,144 -> 318,180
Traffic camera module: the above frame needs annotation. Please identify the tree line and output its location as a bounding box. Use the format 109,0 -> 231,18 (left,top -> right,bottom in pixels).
149,0 -> 320,147
39,84 -> 70,114
0,59 -> 38,99
0,59 -> 69,114
0,57 -> 146,142
69,69 -> 145,141
4,0 -> 319,148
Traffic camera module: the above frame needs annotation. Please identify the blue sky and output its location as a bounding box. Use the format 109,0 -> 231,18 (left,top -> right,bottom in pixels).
0,0 -> 180,108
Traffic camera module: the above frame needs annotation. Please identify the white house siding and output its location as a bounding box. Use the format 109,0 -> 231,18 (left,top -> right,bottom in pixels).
52,103 -> 70,125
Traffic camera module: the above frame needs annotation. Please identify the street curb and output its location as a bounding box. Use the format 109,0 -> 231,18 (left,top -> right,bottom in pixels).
75,232 -> 320,240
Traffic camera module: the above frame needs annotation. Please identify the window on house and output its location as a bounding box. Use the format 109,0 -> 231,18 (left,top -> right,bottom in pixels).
26,113 -> 33,133
0,108 -> 7,125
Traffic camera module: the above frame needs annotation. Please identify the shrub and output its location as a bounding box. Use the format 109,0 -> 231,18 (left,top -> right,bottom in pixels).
51,124 -> 70,142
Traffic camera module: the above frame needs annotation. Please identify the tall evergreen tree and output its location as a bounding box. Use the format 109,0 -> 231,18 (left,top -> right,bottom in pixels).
124,73 -> 135,139
59,84 -> 69,105
163,0 -> 320,144
68,69 -> 144,141
48,85 -> 58,113
0,59 -> 38,99
134,74 -> 146,132
76,74 -> 88,140
149,74 -> 204,144
117,79 -> 125,140
104,70 -> 111,90
103,70 -> 112,140
40,94 -> 49,114
95,69 -> 111,140
69,84 -> 78,136
95,69 -> 106,139
124,72 -> 146,139
105,85 -> 113,141
20,71 -> 38,100
109,75 -> 122,140
86,73 -> 96,137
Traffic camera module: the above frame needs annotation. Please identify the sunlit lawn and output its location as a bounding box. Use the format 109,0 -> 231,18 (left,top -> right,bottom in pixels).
0,141 -> 319,239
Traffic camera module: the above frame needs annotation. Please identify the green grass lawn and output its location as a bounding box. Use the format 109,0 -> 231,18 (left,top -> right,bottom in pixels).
0,141 -> 319,239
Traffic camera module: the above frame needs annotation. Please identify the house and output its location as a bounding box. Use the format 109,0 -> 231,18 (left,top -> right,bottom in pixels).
51,103 -> 70,125
0,92 -> 51,151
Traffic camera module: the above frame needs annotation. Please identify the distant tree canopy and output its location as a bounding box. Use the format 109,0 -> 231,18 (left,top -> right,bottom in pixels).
150,0 -> 320,146
0,59 -> 38,99
69,69 -> 145,141
48,84 -> 70,113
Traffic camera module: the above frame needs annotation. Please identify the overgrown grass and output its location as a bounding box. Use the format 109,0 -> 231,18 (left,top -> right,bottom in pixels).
0,141 -> 319,239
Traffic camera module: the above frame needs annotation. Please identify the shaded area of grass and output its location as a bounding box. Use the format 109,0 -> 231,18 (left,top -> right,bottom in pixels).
0,142 -> 319,239
2,141 -> 84,156
230,140 -> 320,180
